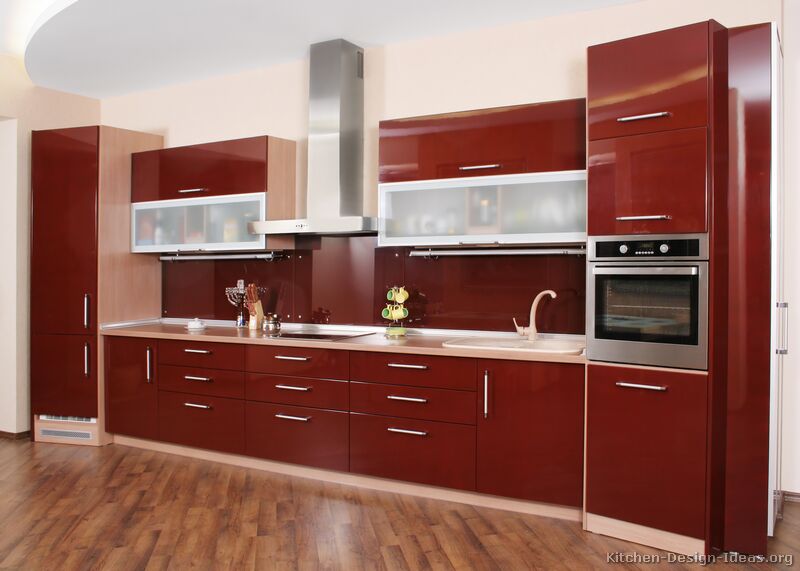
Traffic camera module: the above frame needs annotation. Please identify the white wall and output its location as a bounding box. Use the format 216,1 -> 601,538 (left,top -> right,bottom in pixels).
0,118 -> 18,433
781,0 -> 800,494
0,54 -> 100,433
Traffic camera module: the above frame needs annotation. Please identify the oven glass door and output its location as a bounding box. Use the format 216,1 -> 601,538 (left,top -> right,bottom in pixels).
593,265 -> 700,346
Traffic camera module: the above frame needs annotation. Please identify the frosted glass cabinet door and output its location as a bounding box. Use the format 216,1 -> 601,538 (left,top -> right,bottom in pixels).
132,192 -> 265,252
378,171 -> 586,247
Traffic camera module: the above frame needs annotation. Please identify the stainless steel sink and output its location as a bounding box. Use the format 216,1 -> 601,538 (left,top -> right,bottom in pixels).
442,337 -> 585,355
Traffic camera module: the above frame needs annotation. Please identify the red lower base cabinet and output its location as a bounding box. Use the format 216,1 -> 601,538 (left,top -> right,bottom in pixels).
105,337 -> 158,440
585,364 -> 708,539
349,413 -> 476,490
476,360 -> 584,506
245,401 -> 349,471
31,334 -> 98,419
158,391 -> 245,454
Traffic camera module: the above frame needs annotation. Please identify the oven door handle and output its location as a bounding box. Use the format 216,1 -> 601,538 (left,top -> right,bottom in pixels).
591,266 -> 699,276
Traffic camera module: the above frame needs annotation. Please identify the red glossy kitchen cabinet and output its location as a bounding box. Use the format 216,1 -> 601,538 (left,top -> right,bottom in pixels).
31,127 -> 98,334
476,360 -> 584,506
588,21 -> 717,140
585,364 -> 708,539
588,127 -> 708,235
31,334 -> 98,418
379,99 -> 585,183
132,136 -> 269,202
246,401 -> 349,471
349,412 -> 476,490
105,337 -> 158,440
158,390 -> 245,454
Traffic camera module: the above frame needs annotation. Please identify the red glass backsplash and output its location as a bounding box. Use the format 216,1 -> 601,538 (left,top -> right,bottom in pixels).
162,236 -> 586,334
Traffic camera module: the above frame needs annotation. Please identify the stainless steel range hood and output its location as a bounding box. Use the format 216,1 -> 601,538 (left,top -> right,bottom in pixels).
249,39 -> 376,236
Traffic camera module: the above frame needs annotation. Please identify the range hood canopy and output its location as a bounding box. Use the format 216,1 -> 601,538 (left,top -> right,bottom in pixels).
249,39 -> 376,236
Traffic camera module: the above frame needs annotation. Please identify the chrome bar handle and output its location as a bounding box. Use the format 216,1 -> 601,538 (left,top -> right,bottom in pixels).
616,111 -> 671,123
777,301 -> 789,355
387,395 -> 428,403
184,375 -> 212,383
177,188 -> 207,194
458,163 -> 501,171
183,348 -> 211,355
387,427 -> 427,437
615,382 -> 668,392
275,384 -> 312,392
615,215 -> 672,221
83,294 -> 90,329
483,370 -> 489,419
145,347 -> 152,383
184,402 -> 212,410
83,342 -> 90,378
387,363 -> 428,370
275,413 -> 311,422
275,355 -> 310,362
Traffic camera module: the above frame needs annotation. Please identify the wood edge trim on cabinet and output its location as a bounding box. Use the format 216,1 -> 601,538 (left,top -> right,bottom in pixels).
265,136 -> 297,250
100,329 -> 587,365
584,513 -> 705,557
587,361 -> 709,376
33,417 -> 106,447
112,435 -> 582,522
582,366 -> 589,528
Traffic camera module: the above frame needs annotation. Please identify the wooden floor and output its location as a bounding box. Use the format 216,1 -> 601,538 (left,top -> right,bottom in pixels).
0,439 -> 797,570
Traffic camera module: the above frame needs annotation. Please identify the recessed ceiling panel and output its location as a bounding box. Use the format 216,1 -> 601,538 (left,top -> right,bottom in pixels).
25,0 -> 639,98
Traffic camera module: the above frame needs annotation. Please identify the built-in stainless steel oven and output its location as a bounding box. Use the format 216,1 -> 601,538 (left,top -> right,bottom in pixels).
587,234 -> 709,370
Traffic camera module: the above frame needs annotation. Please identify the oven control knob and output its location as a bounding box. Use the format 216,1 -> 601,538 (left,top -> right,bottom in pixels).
659,243 -> 670,254
619,244 -> 629,254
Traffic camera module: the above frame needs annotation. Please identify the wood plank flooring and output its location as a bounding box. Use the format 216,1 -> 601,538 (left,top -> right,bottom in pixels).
0,439 -> 797,570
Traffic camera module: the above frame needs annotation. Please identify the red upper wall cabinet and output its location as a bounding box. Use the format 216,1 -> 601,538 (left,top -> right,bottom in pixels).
379,99 -> 586,183
588,21 -> 712,140
131,136 -> 268,202
31,127 -> 99,334
588,127 -> 708,235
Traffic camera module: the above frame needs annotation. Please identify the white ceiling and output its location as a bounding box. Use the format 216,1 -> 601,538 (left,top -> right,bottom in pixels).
0,0 -> 75,56
24,0 -> 639,99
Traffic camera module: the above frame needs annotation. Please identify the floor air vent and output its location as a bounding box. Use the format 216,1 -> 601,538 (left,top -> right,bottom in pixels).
39,415 -> 96,424
40,428 -> 92,440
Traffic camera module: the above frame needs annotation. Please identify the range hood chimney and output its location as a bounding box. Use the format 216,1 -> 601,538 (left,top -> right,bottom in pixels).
249,39 -> 376,236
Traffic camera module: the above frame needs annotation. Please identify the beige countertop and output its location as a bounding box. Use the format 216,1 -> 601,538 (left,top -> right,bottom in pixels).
101,322 -> 587,365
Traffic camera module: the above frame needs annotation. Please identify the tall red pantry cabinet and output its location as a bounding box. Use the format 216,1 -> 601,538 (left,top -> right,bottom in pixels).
30,126 -> 163,443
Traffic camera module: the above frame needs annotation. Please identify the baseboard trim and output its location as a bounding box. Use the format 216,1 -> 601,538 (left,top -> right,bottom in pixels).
784,491 -> 800,503
0,430 -> 30,440
112,435 -> 582,522
584,513 -> 705,556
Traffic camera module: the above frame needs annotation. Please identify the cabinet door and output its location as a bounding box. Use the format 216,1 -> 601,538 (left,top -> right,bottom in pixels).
585,364 -> 707,539
476,360 -> 584,506
105,337 -> 158,439
588,22 -> 709,140
31,127 -> 98,334
31,334 -> 98,418
588,127 -> 708,236
131,136 -> 267,202
379,99 -> 585,183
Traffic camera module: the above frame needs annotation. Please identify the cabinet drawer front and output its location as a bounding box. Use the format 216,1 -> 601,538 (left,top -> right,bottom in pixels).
245,402 -> 348,470
132,136 -> 267,202
246,374 -> 348,410
349,413 -> 476,490
159,365 -> 244,399
245,346 -> 348,379
158,390 -> 245,454
588,127 -> 708,236
350,382 -> 475,425
350,352 -> 475,391
588,22 -> 709,140
585,364 -> 707,539
159,340 -> 244,370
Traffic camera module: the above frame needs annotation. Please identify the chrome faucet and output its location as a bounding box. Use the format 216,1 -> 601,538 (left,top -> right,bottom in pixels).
513,290 -> 557,341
